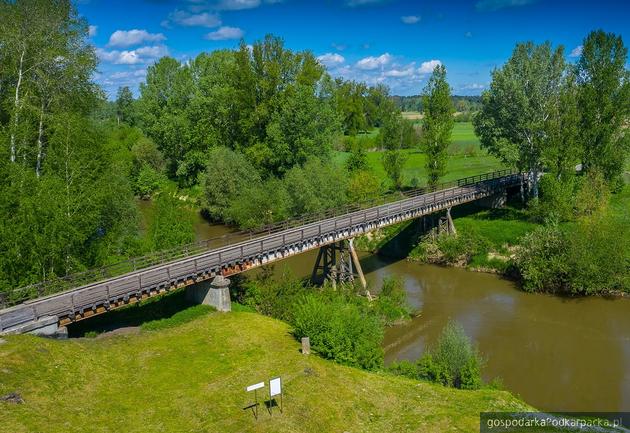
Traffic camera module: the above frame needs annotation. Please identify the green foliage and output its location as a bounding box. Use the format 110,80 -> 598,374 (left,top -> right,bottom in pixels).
474,41 -> 566,198
176,150 -> 207,188
203,147 -> 261,222
236,275 -> 308,322
292,293 -> 384,371
141,304 -> 215,331
389,321 -> 484,390
422,64 -> 455,186
345,145 -> 369,172
226,178 -> 290,229
374,276 -> 411,325
115,86 -> 135,126
283,158 -> 348,215
135,165 -> 167,199
148,194 -> 194,251
382,149 -> 408,190
529,176 -> 576,223
347,170 -> 383,203
424,321 -> 483,389
576,30 -> 630,189
515,217 -> 629,295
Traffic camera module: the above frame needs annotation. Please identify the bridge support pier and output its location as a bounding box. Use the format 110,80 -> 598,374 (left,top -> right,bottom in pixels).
186,275 -> 231,312
311,239 -> 366,290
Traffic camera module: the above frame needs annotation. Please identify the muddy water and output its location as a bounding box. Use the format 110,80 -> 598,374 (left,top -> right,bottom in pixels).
181,214 -> 630,412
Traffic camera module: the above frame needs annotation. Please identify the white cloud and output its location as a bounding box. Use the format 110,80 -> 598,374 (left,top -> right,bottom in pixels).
332,42 -> 347,51
317,53 -> 345,67
166,10 -> 222,28
465,31 -> 473,38
475,0 -> 537,11
204,26 -> 244,41
346,0 -> 388,6
569,45 -> 583,58
215,0 -> 261,10
97,45 -> 169,65
418,59 -> 442,74
108,30 -> 166,48
383,66 -> 415,78
356,53 -> 393,70
401,15 -> 420,24
88,25 -> 98,37
461,83 -> 485,90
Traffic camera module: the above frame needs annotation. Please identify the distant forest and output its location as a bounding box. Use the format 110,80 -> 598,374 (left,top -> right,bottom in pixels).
392,95 -> 482,112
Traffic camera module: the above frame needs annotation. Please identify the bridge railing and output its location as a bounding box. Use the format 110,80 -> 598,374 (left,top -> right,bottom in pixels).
0,168 -> 518,309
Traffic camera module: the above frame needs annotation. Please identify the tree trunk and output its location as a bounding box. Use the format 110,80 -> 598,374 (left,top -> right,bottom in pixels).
35,101 -> 45,178
10,48 -> 26,163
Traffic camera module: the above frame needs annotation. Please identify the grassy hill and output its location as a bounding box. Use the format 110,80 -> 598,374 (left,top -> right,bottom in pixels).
0,311 -> 530,433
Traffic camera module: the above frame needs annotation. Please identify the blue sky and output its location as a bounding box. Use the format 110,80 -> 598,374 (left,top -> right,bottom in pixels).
79,0 -> 630,98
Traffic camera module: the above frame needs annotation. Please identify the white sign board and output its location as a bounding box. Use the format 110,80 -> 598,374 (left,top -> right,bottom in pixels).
246,382 -> 265,392
269,377 -> 282,397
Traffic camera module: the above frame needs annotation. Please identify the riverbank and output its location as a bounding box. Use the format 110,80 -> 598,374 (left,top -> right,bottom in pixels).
357,183 -> 630,297
0,310 -> 530,433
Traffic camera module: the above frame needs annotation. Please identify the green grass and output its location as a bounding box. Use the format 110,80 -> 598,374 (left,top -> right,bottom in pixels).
0,311 -> 530,433
335,122 -> 503,189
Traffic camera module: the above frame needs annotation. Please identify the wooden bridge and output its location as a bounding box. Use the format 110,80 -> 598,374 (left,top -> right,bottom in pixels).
0,169 -> 522,335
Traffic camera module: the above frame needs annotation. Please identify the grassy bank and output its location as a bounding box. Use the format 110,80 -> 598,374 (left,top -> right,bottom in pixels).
0,311 -> 530,433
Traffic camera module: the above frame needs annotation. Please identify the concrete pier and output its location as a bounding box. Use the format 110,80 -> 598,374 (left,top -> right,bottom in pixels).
186,275 -> 231,312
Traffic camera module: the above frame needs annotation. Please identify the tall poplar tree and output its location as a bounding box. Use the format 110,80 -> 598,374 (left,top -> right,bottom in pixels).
422,64 -> 454,187
576,30 -> 630,189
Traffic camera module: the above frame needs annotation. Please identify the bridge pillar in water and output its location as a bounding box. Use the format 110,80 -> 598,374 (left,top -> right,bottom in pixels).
186,275 -> 231,312
311,239 -> 366,290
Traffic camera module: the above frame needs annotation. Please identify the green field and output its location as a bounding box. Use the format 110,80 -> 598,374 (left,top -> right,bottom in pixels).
0,310 -> 530,433
336,122 -> 503,188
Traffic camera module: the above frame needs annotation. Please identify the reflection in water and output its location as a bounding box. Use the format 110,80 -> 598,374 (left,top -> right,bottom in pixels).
185,215 -> 630,412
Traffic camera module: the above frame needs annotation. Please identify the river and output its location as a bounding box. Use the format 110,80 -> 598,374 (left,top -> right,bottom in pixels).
191,209 -> 630,412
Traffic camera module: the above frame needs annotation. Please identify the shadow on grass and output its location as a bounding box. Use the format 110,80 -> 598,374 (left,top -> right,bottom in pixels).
67,289 -> 197,338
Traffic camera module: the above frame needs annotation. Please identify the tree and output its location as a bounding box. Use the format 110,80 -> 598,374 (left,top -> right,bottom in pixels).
543,71 -> 580,180
0,0 -> 97,175
474,42 -> 566,198
115,86 -> 134,126
382,150 -> 407,190
576,30 -> 630,189
422,64 -> 454,187
148,193 -> 194,251
203,147 -> 261,222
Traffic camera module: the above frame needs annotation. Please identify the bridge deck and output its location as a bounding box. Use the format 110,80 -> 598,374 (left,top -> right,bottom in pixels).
0,170 -> 522,334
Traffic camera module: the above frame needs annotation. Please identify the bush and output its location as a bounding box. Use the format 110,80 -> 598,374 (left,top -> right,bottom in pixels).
514,217 -> 629,294
148,194 -> 195,251
529,176 -> 575,223
135,164 -> 166,198
237,275 -> 308,322
226,178 -> 290,229
292,293 -> 384,370
514,225 -> 568,292
374,276 -> 410,325
389,321 -> 484,390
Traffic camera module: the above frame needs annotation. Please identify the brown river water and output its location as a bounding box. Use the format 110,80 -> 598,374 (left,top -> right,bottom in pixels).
191,211 -> 630,412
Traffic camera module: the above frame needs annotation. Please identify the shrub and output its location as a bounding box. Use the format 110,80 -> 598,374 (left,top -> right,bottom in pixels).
374,276 -> 410,325
292,294 -> 384,371
135,164 -> 166,198
238,275 -> 308,322
514,225 -> 568,292
529,176 -> 575,223
389,321 -> 484,390
429,321 -> 483,389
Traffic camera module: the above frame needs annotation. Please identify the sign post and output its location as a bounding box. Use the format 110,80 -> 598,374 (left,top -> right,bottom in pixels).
245,382 -> 265,420
269,377 -> 283,414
